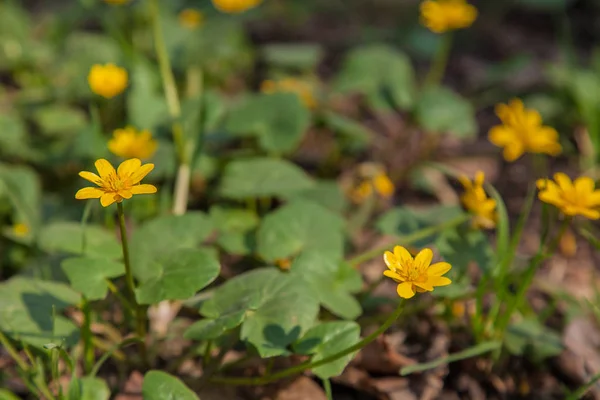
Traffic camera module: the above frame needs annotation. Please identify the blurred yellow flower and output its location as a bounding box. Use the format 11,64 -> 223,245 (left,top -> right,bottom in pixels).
459,171 -> 497,229
488,99 -> 562,162
537,173 -> 600,220
350,164 -> 395,204
103,0 -> 130,4
88,63 -> 128,99
275,258 -> 292,271
420,0 -> 477,33
12,223 -> 29,237
372,173 -> 395,198
76,159 -> 157,207
179,9 -> 204,29
383,246 -> 452,299
261,78 -> 317,109
108,126 -> 158,160
350,181 -> 374,203
211,0 -> 262,13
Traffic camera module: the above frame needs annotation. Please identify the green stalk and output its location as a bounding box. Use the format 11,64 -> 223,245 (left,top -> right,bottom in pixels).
116,203 -> 147,363
323,378 -> 333,400
81,298 -> 94,374
210,301 -> 405,385
424,33 -> 453,87
348,213 -> 469,267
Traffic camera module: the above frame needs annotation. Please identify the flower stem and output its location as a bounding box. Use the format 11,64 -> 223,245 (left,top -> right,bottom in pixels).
116,202 -> 147,364
424,33 -> 453,87
348,213 -> 469,267
81,297 -> 94,374
209,301 -> 405,385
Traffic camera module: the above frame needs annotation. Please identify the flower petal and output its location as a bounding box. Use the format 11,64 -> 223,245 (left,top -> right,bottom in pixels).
383,251 -> 397,269
117,158 -> 142,179
554,172 -> 573,192
428,276 -> 452,287
95,159 -> 116,179
503,142 -> 525,162
79,171 -> 103,186
488,125 -> 517,146
130,163 -> 154,184
130,184 -> 157,195
100,193 -> 117,207
427,262 -> 451,277
393,246 -> 413,265
118,189 -> 133,199
413,280 -> 434,291
396,282 -> 415,299
576,208 -> 600,220
75,187 -> 104,199
574,176 -> 595,195
383,270 -> 402,282
414,248 -> 433,269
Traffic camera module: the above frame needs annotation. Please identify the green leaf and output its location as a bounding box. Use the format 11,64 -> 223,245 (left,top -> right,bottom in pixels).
0,163 -> 41,235
225,93 -> 311,153
0,390 -> 21,400
334,44 -> 416,110
184,310 -> 246,341
209,206 -> 259,255
199,268 -> 319,357
290,251 -> 362,319
219,158 -> 314,200
129,212 -> 214,282
32,105 -> 87,138
287,180 -> 349,214
38,222 -> 121,259
293,321 -> 360,378
321,111 -> 371,152
415,86 -> 477,138
0,113 -> 36,160
376,205 -> 464,248
505,319 -> 563,362
68,377 -> 110,400
261,43 -> 324,70
257,200 -> 345,262
435,225 -> 493,276
142,371 -> 199,400
135,248 -> 220,305
0,277 -> 80,349
61,257 -> 125,301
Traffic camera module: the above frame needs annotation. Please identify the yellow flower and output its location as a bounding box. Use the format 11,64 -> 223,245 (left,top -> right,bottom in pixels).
88,63 -> 128,99
420,0 -> 477,33
383,246 -> 452,299
458,171 -> 497,229
108,126 -> 158,160
261,78 -> 317,109
350,181 -> 373,203
179,9 -> 204,29
103,0 -> 129,4
211,0 -> 262,13
75,159 -> 157,207
372,173 -> 395,198
275,258 -> 292,271
488,99 -> 562,162
536,173 -> 600,220
12,223 -> 29,237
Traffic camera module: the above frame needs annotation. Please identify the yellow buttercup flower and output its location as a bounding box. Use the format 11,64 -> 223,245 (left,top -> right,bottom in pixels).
420,0 -> 477,33
536,173 -> 600,220
179,9 -> 204,29
488,99 -> 562,162
75,159 -> 157,207
383,246 -> 452,299
88,63 -> 128,99
372,173 -> 395,198
350,163 -> 395,203
458,171 -> 497,229
108,126 -> 158,160
12,223 -> 29,237
211,0 -> 262,13
261,78 -> 317,109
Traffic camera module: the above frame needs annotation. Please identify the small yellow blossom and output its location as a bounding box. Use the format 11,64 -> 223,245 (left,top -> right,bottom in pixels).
372,173 -> 395,198
261,78 -> 317,109
383,246 -> 452,299
488,99 -> 562,162
275,258 -> 292,271
211,0 -> 262,13
458,171 -> 497,229
75,158 -> 157,207
536,173 -> 600,220
12,223 -> 29,237
350,164 -> 395,203
88,63 -> 128,99
103,0 -> 130,4
420,0 -> 477,33
350,181 -> 374,203
108,126 -> 158,160
179,9 -> 204,29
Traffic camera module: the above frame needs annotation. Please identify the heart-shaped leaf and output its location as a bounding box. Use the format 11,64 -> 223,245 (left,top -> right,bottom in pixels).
142,371 -> 199,400
184,310 -> 246,341
61,257 -> 125,301
414,86 -> 477,138
135,248 -> 220,305
293,321 -> 361,378
68,377 -> 110,400
257,200 -> 345,262
219,158 -> 314,200
38,222 -> 121,259
199,268 -> 319,357
209,206 -> 259,255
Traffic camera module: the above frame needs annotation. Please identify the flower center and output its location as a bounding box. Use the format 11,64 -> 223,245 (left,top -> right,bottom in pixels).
396,260 -> 428,283
104,172 -> 131,193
